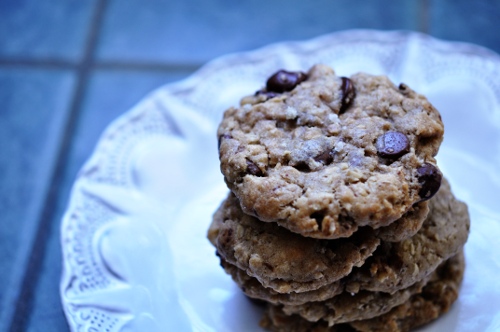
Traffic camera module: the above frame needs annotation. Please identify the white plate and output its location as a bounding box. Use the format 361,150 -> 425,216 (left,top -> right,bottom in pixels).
60,30 -> 500,332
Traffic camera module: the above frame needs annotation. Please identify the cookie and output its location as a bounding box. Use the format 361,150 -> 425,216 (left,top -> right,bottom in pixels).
218,64 -> 444,239
374,201 -> 428,243
280,270 -> 432,326
218,196 -> 427,305
277,180 -> 468,323
345,178 -> 469,294
208,178 -> 463,295
208,193 -> 381,293
260,251 -> 464,332
220,258 -> 343,305
350,251 -> 464,332
223,255 -> 432,323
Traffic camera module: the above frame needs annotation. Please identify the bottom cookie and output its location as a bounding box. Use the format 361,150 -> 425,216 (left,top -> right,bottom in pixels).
260,250 -> 464,332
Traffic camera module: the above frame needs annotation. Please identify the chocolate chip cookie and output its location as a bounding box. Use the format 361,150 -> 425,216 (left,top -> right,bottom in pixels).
280,269 -> 433,326
218,64 -> 444,239
208,193 -> 381,293
260,251 -> 464,332
344,178 -> 469,294
209,178 -> 467,304
220,258 -> 344,305
213,201 -> 429,305
350,251 -> 464,332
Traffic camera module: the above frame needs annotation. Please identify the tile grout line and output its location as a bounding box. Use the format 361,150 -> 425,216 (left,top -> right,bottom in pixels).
0,59 -> 203,72
419,0 -> 430,34
7,0 -> 109,330
95,60 -> 201,72
0,59 -> 77,69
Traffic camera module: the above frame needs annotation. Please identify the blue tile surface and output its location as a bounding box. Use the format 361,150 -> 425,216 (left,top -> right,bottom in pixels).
97,0 -> 420,63
0,67 -> 76,327
0,0 -> 97,61
429,0 -> 500,54
25,69 -> 193,331
24,223 -> 69,332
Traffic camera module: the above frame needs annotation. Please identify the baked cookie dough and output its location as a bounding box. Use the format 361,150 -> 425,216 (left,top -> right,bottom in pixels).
220,258 -> 344,306
345,178 -> 469,294
208,193 -> 381,293
208,178 -> 466,297
218,64 -> 444,239
260,251 -> 464,332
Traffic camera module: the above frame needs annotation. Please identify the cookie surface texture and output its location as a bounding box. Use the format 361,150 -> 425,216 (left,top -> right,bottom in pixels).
219,258 -> 344,306
345,178 -> 469,294
218,64 -> 444,239
208,193 -> 380,293
260,251 -> 464,332
208,178 -> 466,296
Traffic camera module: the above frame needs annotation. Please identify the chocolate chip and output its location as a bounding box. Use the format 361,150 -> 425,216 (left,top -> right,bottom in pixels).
266,70 -> 307,93
398,83 -> 410,95
246,159 -> 263,176
376,131 -> 410,159
218,134 -> 232,151
314,149 -> 335,165
416,163 -> 442,201
255,89 -> 279,99
340,77 -> 356,113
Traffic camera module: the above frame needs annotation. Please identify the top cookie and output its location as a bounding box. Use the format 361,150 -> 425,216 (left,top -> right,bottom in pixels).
218,64 -> 444,239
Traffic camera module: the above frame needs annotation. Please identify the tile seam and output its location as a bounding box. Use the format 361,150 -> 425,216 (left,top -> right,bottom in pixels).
0,59 -> 202,72
6,0 -> 109,330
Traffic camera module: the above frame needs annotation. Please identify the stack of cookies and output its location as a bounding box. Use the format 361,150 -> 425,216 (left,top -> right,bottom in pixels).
208,64 -> 470,332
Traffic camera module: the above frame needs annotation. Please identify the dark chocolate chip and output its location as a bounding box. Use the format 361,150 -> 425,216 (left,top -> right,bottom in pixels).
340,77 -> 356,113
314,149 -> 335,165
246,159 -> 263,177
218,134 -> 232,151
266,70 -> 307,93
376,131 -> 410,159
398,83 -> 410,95
416,163 -> 442,201
255,89 -> 279,100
